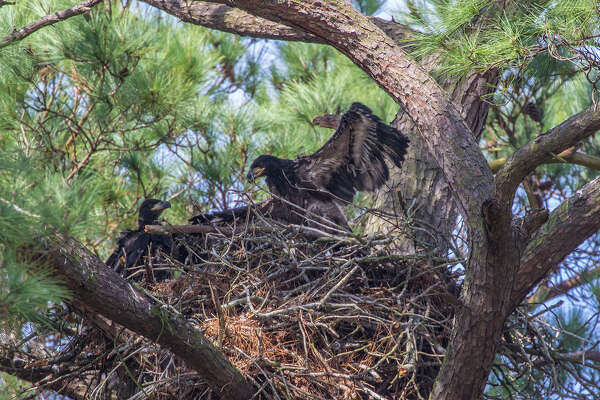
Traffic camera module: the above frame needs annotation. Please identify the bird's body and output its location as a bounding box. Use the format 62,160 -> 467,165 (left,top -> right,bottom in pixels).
105,199 -> 173,282
246,102 -> 409,232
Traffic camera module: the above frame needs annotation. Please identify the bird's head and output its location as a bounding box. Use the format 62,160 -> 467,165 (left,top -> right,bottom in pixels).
246,155 -> 284,182
139,198 -> 171,227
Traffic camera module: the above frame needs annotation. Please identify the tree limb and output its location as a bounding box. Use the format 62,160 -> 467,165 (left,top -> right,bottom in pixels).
527,264 -> 600,305
511,176 -> 600,308
48,235 -> 254,400
140,0 -> 415,44
490,150 -> 600,173
0,0 -> 102,49
495,105 -> 600,205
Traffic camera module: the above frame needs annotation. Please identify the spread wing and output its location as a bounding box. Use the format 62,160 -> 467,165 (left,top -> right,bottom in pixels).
300,102 -> 409,202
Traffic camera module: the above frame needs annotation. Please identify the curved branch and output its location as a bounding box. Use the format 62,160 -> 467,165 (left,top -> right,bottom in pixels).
511,176 -> 600,308
49,235 -> 254,400
140,0 -> 323,42
140,0 -> 415,44
495,105 -> 600,204
0,0 -> 102,49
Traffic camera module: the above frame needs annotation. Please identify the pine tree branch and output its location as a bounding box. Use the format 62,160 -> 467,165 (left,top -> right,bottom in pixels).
527,264 -> 600,305
490,150 -> 600,173
48,235 -> 254,400
495,105 -> 600,205
139,0 -> 415,44
0,0 -> 102,49
511,176 -> 600,308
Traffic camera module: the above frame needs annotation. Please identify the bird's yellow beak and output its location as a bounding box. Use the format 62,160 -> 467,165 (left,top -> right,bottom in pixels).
253,167 -> 266,177
247,167 -> 266,181
151,201 -> 171,211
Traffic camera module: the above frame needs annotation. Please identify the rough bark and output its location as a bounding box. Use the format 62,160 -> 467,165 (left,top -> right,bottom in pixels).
496,105 -> 600,204
48,235 -> 254,400
511,176 -> 600,308
140,0 -> 415,44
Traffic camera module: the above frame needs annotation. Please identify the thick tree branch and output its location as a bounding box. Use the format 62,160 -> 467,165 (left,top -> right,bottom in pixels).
511,176 -> 600,308
0,0 -> 102,49
140,0 -> 414,44
140,0 -> 323,42
495,105 -> 600,204
49,235 -> 254,400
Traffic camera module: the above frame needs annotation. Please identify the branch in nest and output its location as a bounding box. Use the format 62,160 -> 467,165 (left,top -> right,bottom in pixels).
145,223 -> 353,241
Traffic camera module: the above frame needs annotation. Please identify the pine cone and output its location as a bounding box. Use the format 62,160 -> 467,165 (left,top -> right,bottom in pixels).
524,102 -> 543,123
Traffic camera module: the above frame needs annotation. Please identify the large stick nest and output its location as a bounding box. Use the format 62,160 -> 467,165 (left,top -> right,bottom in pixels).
130,217 -> 459,399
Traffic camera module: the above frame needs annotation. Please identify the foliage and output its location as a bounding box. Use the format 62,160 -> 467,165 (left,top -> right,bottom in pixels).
0,0 -> 599,398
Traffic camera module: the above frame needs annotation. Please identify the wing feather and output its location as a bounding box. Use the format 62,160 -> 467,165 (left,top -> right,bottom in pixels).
303,102 -> 409,202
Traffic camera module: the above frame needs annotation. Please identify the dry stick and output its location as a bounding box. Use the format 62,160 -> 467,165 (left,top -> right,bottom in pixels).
145,223 -> 352,241
0,0 -> 103,49
318,262 -> 359,307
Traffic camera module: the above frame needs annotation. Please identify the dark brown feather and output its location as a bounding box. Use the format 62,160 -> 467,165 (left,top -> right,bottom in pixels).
299,102 -> 409,202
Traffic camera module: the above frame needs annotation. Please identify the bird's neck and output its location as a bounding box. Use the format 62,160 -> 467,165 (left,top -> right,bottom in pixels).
266,160 -> 297,196
138,217 -> 157,230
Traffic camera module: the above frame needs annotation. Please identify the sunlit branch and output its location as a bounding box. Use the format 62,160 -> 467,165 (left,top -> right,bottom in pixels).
0,0 -> 102,49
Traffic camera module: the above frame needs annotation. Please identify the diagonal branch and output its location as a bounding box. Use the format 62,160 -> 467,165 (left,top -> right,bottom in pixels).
510,176 -> 600,309
0,0 -> 102,49
527,264 -> 600,305
495,105 -> 600,205
140,0 -> 415,44
49,235 -> 254,400
490,150 -> 600,173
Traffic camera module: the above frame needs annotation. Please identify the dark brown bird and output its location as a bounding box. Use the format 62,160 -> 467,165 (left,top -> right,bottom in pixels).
105,199 -> 173,281
245,102 -> 409,231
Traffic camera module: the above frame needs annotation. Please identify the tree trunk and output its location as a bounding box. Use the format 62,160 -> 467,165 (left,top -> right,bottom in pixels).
368,68 -> 497,254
